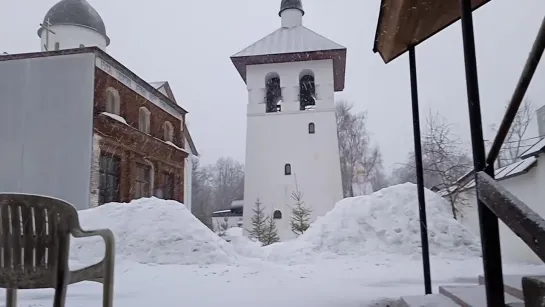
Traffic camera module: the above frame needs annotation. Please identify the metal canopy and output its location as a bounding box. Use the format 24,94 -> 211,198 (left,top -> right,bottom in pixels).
373,0 -> 491,63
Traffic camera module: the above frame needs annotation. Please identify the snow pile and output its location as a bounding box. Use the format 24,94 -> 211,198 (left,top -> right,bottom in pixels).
70,198 -> 238,265
267,183 -> 480,261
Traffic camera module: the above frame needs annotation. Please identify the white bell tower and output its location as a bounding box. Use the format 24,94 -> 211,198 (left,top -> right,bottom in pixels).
231,0 -> 346,241
38,0 -> 110,52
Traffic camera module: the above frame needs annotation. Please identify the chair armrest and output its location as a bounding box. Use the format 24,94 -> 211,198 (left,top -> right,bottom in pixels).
70,228 -> 115,285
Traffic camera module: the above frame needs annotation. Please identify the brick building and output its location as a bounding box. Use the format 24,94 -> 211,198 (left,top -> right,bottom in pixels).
0,0 -> 197,209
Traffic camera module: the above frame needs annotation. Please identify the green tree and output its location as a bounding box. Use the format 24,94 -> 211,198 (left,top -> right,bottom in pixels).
290,189 -> 312,236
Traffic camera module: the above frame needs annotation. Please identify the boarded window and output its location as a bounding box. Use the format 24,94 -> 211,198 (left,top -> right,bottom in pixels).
134,163 -> 151,198
162,172 -> 175,200
99,153 -> 121,205
273,210 -> 282,219
284,164 -> 292,175
308,122 -> 315,134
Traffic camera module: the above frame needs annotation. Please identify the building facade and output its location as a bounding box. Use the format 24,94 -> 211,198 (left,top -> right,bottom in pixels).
231,0 -> 346,240
0,0 -> 195,209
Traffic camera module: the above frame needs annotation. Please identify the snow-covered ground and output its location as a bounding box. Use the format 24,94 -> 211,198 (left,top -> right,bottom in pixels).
5,184 -> 544,306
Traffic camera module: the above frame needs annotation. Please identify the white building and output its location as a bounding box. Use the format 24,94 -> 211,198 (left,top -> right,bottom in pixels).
231,0 -> 346,240
38,0 -> 110,52
440,107 -> 545,264
212,200 -> 244,231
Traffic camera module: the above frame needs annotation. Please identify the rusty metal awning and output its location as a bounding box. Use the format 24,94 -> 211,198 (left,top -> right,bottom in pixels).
373,0 -> 491,64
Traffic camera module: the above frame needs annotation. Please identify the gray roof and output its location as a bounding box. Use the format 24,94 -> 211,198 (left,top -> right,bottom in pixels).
279,0 -> 304,16
38,0 -> 110,45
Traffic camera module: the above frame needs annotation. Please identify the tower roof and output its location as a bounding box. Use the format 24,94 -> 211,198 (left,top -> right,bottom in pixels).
232,26 -> 345,58
38,0 -> 110,45
279,0 -> 304,16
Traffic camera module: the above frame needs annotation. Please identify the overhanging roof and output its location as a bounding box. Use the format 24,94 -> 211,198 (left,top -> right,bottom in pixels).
373,0 -> 491,64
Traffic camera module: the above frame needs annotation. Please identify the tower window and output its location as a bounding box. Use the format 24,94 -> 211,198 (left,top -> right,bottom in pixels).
80,44 -> 85,48
54,42 -> 60,51
299,73 -> 316,110
265,73 -> 282,113
273,210 -> 282,220
308,122 -> 315,134
139,107 -> 151,134
284,163 -> 291,175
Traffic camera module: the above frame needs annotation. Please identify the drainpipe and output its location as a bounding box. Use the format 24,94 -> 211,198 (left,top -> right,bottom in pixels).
143,157 -> 155,196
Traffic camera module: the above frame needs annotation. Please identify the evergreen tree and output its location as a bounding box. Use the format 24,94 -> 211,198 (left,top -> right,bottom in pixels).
290,189 -> 312,236
247,198 -> 268,243
262,214 -> 280,246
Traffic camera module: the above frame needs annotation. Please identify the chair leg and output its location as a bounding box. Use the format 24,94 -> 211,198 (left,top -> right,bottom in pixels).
6,288 -> 16,307
53,281 -> 68,307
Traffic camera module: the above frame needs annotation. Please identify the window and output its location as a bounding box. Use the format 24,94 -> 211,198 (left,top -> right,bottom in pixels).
134,163 -> 151,199
308,122 -> 315,134
163,121 -> 174,142
284,163 -> 291,175
105,88 -> 121,115
54,42 -> 60,50
98,153 -> 121,205
139,107 -> 151,134
273,210 -> 282,219
265,73 -> 282,113
299,72 -> 316,110
79,44 -> 85,48
161,172 -> 175,200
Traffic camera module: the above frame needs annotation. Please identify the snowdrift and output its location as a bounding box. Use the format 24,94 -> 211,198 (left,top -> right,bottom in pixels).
70,198 -> 238,265
266,183 -> 481,261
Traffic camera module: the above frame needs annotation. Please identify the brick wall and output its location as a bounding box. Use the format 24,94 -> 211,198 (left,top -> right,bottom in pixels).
94,68 -> 184,148
92,70 -> 187,205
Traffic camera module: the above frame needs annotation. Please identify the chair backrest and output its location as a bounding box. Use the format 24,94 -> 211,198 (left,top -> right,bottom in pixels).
0,193 -> 79,289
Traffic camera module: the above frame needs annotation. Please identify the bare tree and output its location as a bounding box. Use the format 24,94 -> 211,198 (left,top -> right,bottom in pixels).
421,112 -> 472,219
211,157 -> 244,210
490,99 -> 534,167
191,157 -> 215,229
390,113 -> 472,219
336,100 -> 382,197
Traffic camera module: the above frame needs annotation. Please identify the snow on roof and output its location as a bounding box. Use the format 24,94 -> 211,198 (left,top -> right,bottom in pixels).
232,25 -> 345,58
520,137 -> 545,159
150,81 -> 166,89
447,156 -> 538,193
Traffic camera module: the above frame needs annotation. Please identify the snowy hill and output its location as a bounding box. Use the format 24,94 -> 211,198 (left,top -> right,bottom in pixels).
70,197 -> 238,265
264,183 -> 481,262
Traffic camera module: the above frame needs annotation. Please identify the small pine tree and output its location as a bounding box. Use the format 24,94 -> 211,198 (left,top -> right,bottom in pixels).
290,189 -> 312,236
216,218 -> 229,238
262,214 -> 280,246
247,198 -> 268,243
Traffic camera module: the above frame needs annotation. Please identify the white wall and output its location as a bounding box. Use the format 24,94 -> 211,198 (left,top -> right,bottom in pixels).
243,59 -> 344,241
184,137 -> 193,211
456,158 -> 545,264
41,25 -> 107,51
0,53 -> 96,209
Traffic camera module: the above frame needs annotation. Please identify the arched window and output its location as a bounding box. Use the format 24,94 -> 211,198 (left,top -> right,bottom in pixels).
54,42 -> 60,51
273,210 -> 282,220
163,121 -> 174,142
105,87 -> 121,115
299,71 -> 316,110
308,122 -> 315,134
284,163 -> 291,175
265,72 -> 282,113
139,107 -> 151,134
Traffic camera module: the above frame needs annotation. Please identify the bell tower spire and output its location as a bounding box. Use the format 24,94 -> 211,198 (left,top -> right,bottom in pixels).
279,0 -> 304,28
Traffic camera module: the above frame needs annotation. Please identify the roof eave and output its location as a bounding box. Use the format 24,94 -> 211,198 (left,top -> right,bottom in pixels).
373,0 -> 492,64
231,48 -> 347,91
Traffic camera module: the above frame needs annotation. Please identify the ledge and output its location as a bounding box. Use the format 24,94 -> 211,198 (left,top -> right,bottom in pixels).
373,0 -> 491,64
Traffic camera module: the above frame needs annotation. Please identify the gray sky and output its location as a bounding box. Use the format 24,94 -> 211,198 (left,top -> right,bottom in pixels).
2,0 -> 544,172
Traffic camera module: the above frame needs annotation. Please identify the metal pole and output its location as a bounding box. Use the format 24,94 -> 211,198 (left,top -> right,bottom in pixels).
486,16 -> 545,166
458,0 -> 505,306
408,46 -> 432,294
